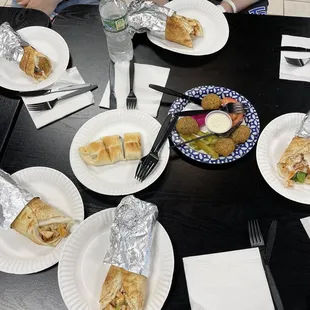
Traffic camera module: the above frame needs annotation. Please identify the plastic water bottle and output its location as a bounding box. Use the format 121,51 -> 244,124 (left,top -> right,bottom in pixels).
99,0 -> 133,63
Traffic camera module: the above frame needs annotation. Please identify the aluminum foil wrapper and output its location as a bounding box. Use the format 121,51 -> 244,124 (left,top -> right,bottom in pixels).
128,0 -> 175,39
103,195 -> 158,277
0,22 -> 26,64
0,169 -> 34,230
296,110 -> 310,138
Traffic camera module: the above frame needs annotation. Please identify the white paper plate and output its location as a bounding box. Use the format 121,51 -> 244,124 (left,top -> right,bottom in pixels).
58,208 -> 174,310
256,113 -> 310,204
0,26 -> 69,91
147,0 -> 229,56
0,167 -> 84,274
70,110 -> 170,196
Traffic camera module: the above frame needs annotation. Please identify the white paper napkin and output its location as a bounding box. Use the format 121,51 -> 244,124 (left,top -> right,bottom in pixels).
23,67 -> 94,129
99,62 -> 170,117
183,248 -> 274,310
280,35 -> 310,82
301,217 -> 310,238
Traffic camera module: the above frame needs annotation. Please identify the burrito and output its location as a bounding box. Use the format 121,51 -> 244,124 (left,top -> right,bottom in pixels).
19,46 -> 52,81
100,265 -> 147,310
11,197 -> 74,247
165,14 -> 203,48
277,136 -> 310,187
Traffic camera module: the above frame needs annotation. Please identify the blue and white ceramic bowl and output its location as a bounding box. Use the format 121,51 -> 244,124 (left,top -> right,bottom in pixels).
168,85 -> 260,164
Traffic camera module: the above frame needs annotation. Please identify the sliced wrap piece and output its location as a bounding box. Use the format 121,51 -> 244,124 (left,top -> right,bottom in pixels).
165,14 -> 203,48
11,197 -> 74,247
277,136 -> 310,186
19,46 -> 52,81
100,265 -> 147,310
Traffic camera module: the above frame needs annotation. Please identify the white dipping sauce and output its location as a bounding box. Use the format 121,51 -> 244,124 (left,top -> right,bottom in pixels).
205,111 -> 232,134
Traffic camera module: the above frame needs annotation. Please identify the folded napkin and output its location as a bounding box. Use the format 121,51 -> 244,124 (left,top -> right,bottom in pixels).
280,35 -> 310,82
183,248 -> 274,310
301,217 -> 310,238
99,62 -> 170,117
23,67 -> 94,129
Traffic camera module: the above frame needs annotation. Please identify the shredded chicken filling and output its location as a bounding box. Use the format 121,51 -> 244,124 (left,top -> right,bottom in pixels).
38,57 -> 51,74
283,154 -> 310,187
187,18 -> 200,36
105,289 -> 130,310
177,16 -> 200,37
38,223 -> 68,242
34,57 -> 50,78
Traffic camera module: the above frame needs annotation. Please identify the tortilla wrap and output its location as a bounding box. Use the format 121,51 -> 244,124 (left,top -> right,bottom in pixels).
11,197 -> 74,247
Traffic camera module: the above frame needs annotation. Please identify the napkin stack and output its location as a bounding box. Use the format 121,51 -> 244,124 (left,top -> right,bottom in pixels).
23,67 -> 94,129
99,62 -> 170,117
301,217 -> 310,239
183,248 -> 274,310
280,35 -> 310,83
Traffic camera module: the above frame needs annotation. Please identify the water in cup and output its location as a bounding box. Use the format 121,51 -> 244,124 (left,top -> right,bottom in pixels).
100,0 -> 133,63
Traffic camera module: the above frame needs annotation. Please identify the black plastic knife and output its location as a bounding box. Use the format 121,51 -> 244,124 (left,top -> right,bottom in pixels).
263,221 -> 284,310
149,84 -> 202,106
265,220 -> 277,264
17,83 -> 92,97
277,46 -> 310,52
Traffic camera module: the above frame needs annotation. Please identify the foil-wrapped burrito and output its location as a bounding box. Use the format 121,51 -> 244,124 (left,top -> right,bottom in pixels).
0,22 -> 52,81
128,0 -> 203,48
0,22 -> 25,63
277,110 -> 310,187
0,169 -> 75,247
0,169 -> 33,230
296,110 -> 310,139
128,0 -> 175,39
100,195 -> 158,310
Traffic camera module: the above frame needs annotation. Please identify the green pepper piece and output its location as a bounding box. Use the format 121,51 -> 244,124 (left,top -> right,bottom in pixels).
291,171 -> 307,183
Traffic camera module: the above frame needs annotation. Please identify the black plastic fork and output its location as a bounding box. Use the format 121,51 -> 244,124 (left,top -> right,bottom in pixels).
135,114 -> 178,182
126,59 -> 137,109
26,84 -> 97,112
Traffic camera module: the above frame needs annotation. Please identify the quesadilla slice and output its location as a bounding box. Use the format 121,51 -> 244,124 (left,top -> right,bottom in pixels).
19,46 -> 52,81
11,197 -> 74,247
100,265 -> 147,310
165,14 -> 203,48
277,136 -> 310,187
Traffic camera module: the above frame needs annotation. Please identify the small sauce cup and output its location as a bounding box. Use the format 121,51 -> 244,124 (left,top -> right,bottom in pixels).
205,111 -> 232,134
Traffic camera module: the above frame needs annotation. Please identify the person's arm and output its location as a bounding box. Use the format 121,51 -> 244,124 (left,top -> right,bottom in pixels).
152,0 -> 258,13
219,0 -> 259,13
17,0 -> 62,15
153,0 -> 169,5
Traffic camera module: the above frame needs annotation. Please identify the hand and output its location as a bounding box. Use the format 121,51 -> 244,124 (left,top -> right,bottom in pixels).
16,0 -> 31,6
152,0 -> 169,5
220,2 -> 234,13
24,0 -> 62,15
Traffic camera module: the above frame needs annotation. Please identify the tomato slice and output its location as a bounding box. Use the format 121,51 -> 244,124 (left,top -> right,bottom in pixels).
221,97 -> 244,126
221,97 -> 238,105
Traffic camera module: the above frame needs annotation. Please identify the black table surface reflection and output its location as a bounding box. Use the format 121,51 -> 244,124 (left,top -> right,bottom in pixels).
1,5 -> 310,310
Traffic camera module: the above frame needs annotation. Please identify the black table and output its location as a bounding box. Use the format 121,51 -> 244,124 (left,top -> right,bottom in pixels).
1,5 -> 310,310
0,8 -> 50,160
